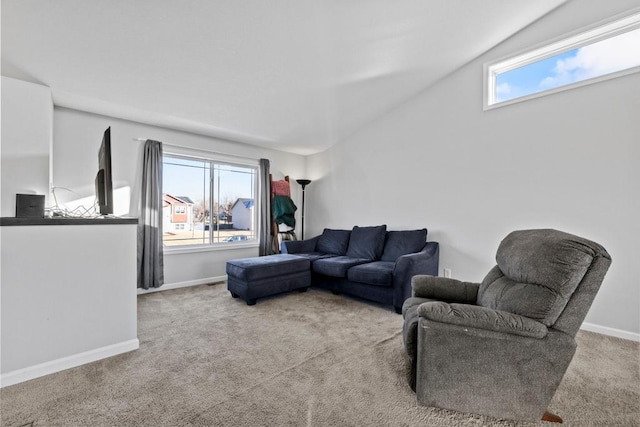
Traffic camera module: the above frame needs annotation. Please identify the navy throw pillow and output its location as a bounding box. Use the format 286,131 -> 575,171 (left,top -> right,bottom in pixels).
316,229 -> 352,255
346,225 -> 387,260
380,229 -> 427,261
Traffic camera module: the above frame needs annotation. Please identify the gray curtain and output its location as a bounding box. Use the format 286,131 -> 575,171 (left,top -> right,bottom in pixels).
137,140 -> 164,289
258,158 -> 273,256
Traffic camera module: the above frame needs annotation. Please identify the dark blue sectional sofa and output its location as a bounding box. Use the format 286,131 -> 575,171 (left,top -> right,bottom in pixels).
281,225 -> 439,313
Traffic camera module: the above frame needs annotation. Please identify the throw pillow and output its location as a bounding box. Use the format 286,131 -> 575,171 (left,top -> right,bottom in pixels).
380,229 -> 427,262
346,225 -> 387,260
316,229 -> 352,255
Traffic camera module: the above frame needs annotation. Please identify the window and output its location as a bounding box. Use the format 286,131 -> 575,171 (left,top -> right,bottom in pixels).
162,152 -> 258,248
486,11 -> 640,108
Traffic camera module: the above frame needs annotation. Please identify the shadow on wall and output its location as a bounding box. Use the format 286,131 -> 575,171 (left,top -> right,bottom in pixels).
0,153 -> 50,217
429,229 -> 491,279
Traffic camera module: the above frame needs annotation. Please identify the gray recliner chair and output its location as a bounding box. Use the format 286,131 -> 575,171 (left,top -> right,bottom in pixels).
402,229 -> 611,423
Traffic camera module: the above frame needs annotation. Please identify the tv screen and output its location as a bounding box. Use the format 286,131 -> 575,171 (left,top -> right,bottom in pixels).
95,127 -> 113,215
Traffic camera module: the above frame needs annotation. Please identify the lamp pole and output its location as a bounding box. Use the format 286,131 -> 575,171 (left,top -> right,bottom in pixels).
296,179 -> 311,240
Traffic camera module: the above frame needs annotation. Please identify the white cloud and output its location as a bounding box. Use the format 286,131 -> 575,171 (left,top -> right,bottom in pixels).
496,82 -> 511,95
540,28 -> 640,90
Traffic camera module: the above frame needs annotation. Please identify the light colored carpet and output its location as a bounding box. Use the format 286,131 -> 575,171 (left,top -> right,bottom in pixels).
1,284 -> 638,426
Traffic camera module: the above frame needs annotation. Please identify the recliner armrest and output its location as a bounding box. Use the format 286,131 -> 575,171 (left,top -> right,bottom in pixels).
412,275 -> 479,304
417,301 -> 548,339
281,236 -> 319,254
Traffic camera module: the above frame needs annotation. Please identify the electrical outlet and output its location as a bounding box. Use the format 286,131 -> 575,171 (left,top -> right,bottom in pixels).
443,268 -> 452,278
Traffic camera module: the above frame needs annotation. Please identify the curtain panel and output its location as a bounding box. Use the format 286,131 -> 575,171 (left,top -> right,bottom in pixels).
137,139 -> 164,289
258,158 -> 273,256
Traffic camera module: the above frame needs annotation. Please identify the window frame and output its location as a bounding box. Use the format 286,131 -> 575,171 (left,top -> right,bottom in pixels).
162,146 -> 260,253
484,9 -> 640,110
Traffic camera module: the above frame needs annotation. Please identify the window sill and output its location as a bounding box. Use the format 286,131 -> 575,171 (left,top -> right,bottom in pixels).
164,242 -> 259,255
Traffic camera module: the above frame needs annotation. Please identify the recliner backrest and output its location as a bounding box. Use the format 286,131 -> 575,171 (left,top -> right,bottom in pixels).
476,229 -> 611,331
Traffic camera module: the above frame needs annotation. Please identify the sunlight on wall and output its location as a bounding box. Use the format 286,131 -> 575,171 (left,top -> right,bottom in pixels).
52,186 -> 131,217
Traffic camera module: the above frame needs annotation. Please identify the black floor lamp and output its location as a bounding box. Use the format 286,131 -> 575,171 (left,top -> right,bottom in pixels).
296,179 -> 311,239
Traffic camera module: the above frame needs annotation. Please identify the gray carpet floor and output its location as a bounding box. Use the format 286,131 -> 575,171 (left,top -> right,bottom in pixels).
1,284 -> 638,426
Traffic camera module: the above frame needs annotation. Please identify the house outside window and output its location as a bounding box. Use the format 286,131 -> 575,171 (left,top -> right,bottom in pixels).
162,152 -> 258,248
485,11 -> 640,108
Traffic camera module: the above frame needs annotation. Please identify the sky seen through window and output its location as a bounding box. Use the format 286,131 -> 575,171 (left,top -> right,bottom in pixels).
495,27 -> 640,103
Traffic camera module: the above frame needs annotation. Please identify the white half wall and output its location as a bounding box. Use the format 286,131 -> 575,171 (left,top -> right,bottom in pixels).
52,108 -> 306,284
306,0 -> 640,337
0,222 -> 138,386
0,76 -> 53,216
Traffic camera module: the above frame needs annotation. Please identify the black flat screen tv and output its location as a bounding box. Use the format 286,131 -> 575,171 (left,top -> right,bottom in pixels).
95,127 -> 113,215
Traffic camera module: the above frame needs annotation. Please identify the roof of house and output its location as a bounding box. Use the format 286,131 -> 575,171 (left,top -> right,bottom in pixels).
163,194 -> 195,205
176,196 -> 195,204
232,198 -> 254,210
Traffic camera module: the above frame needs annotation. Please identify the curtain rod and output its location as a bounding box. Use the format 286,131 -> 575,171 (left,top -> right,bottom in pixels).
132,138 -> 260,162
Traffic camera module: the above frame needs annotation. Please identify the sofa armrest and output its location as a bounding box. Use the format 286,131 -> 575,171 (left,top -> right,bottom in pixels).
411,275 -> 479,304
417,301 -> 548,339
392,242 -> 439,311
281,236 -> 319,254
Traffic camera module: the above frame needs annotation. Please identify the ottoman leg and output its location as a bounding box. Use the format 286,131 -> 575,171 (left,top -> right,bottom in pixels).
298,287 -> 308,293
246,299 -> 256,306
230,292 -> 239,298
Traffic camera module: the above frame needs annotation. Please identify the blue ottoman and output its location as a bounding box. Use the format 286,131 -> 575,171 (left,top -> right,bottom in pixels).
226,254 -> 311,305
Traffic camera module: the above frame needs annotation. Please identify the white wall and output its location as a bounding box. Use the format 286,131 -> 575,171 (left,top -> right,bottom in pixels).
0,76 -> 53,216
53,108 -> 306,285
232,203 -> 252,231
1,223 -> 138,386
306,0 -> 640,337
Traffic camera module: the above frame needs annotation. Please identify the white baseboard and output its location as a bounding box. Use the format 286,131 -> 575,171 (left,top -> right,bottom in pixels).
581,322 -> 640,342
137,275 -> 227,295
0,339 -> 140,388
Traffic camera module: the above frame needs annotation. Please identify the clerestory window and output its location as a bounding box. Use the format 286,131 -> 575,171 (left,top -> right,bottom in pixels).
485,10 -> 640,108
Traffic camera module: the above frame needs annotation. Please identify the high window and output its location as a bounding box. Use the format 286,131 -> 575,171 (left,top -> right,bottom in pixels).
486,11 -> 640,108
162,152 -> 258,248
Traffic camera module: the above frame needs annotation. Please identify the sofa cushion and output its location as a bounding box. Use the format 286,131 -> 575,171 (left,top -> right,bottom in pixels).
290,252 -> 338,263
346,225 -> 387,260
312,256 -> 370,278
381,229 -> 427,262
347,261 -> 395,287
316,229 -> 351,255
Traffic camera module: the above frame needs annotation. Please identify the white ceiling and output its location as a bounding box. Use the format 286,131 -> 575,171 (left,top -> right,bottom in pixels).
2,0 -> 567,155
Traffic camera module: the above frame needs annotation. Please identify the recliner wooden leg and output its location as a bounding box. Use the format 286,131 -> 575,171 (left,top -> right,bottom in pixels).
542,411 -> 562,423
